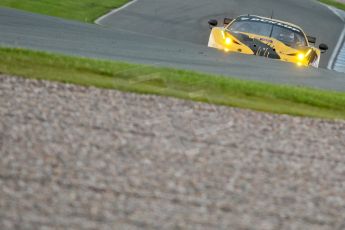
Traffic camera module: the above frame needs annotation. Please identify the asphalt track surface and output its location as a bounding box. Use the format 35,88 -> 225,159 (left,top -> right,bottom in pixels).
0,1 -> 345,91
99,0 -> 342,68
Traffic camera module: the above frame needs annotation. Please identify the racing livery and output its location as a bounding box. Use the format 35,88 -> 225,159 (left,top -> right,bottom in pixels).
208,15 -> 329,67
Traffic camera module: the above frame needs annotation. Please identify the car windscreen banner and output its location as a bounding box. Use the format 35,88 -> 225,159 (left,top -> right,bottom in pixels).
237,16 -> 301,33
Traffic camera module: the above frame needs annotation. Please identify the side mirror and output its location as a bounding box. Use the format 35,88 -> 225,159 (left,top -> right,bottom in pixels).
224,18 -> 233,26
307,35 -> 316,44
319,43 -> 328,53
208,19 -> 218,28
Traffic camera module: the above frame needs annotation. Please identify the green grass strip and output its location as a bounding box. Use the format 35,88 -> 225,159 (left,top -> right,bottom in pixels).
319,0 -> 345,11
1,47 -> 345,120
0,0 -> 129,22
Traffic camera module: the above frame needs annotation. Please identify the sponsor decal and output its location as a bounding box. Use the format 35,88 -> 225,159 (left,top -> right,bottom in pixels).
239,16 -> 301,33
259,37 -> 273,43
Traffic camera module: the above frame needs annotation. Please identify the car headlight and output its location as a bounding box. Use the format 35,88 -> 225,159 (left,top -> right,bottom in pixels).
225,37 -> 232,45
297,53 -> 305,61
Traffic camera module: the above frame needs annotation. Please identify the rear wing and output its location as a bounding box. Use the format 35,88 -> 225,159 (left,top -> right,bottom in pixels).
223,18 -> 234,26
208,18 -> 234,28
307,35 -> 316,44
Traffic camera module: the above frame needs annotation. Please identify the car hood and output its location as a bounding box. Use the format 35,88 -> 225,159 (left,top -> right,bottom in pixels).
227,31 -> 309,59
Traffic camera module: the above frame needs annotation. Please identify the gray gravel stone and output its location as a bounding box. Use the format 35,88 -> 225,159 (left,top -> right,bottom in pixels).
1,75 -> 345,230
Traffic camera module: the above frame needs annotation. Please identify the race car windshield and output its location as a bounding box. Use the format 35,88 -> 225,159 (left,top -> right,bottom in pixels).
227,18 -> 307,47
271,26 -> 307,47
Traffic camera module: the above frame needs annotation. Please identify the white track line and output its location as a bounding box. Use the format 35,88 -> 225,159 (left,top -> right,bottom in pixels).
322,4 -> 345,70
95,0 -> 138,25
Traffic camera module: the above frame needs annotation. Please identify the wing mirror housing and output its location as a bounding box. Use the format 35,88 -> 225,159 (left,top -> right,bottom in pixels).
224,18 -> 233,26
319,43 -> 328,53
208,19 -> 218,28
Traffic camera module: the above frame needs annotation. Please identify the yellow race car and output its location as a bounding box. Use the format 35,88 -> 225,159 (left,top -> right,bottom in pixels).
208,15 -> 329,67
